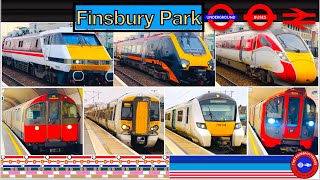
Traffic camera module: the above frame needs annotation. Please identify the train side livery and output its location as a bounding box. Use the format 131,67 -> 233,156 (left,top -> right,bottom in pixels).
249,88 -> 317,152
87,93 -> 161,148
115,32 -> 215,85
165,92 -> 244,148
216,26 -> 317,85
2,27 -> 113,85
2,93 -> 81,153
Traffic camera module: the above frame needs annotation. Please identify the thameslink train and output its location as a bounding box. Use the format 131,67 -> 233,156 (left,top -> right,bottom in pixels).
216,26 -> 317,85
249,88 -> 317,152
86,93 -> 161,148
115,32 -> 215,85
2,93 -> 81,153
2,27 -> 113,85
165,92 -> 244,148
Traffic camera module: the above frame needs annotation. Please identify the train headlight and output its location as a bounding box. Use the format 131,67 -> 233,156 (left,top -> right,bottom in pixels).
276,52 -> 289,62
268,118 -> 276,124
67,125 -> 72,129
122,124 -> 130,130
207,59 -> 214,70
150,125 -> 159,131
180,59 -> 190,69
73,60 -> 83,64
234,123 -> 242,129
196,122 -> 207,129
35,126 -> 39,131
307,121 -> 314,127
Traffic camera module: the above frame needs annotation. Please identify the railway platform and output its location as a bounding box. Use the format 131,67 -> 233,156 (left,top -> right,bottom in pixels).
84,118 -> 139,155
2,122 -> 30,155
247,125 -> 268,155
165,129 -> 214,155
113,75 -> 127,87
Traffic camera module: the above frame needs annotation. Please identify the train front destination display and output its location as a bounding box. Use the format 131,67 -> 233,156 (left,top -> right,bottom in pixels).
1,0 -> 319,179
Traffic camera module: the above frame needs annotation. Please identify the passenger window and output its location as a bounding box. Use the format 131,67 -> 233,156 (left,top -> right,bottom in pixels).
178,110 -> 183,122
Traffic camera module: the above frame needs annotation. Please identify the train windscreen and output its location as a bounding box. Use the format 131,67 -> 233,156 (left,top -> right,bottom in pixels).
176,35 -> 206,55
265,96 -> 284,138
276,33 -> 308,53
199,99 -> 237,121
301,98 -> 316,139
26,103 -> 46,125
150,102 -> 160,121
62,33 -> 101,46
62,102 -> 79,124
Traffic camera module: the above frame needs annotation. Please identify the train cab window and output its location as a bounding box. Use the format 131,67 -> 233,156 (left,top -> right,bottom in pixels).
150,102 -> 160,121
259,36 -> 271,48
287,98 -> 300,126
62,33 -> 102,46
266,97 -> 284,125
121,102 -> 133,120
62,102 -> 78,124
26,103 -> 46,125
177,110 -> 183,122
200,99 -> 236,121
276,33 -> 308,53
177,34 -> 206,54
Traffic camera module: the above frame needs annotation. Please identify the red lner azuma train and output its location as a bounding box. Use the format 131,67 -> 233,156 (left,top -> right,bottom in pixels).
216,26 -> 317,85
249,89 -> 317,152
2,93 -> 81,153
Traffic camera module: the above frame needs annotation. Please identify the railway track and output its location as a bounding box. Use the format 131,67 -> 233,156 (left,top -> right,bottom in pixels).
216,72 -> 238,86
114,68 -> 144,86
2,66 -> 50,86
216,63 -> 266,86
2,72 -> 24,86
115,65 -> 171,86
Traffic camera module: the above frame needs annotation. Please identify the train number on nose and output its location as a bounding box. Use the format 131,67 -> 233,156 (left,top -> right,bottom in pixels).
216,124 -> 226,127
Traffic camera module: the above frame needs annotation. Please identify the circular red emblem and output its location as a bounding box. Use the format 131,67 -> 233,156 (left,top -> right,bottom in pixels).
208,4 -> 234,31
290,151 -> 318,179
243,4 -> 277,31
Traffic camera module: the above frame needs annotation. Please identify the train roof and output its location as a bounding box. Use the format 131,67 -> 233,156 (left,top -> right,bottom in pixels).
116,32 -> 198,44
166,92 -> 236,110
196,92 -> 236,102
4,27 -> 96,40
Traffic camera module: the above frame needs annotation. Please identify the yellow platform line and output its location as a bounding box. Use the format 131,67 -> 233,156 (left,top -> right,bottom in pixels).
248,127 -> 259,155
165,136 -> 186,155
84,119 -> 111,155
3,123 -> 23,155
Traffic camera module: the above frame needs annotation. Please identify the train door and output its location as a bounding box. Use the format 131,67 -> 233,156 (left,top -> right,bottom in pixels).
185,107 -> 191,134
283,96 -> 303,139
42,35 -> 51,60
239,36 -> 245,61
172,109 -> 176,129
132,97 -> 150,135
47,102 -> 62,141
111,105 -> 116,131
251,37 -> 257,63
141,41 -> 147,64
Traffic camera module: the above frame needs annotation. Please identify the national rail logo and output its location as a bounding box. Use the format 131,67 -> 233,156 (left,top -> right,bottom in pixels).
290,151 -> 319,179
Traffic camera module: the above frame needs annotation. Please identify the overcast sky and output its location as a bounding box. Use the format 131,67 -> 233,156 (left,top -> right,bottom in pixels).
84,87 -> 164,107
165,87 -> 248,109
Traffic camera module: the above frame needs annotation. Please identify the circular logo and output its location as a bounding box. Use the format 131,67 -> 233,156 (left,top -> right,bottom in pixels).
291,151 -> 318,179
208,4 -> 235,31
243,4 -> 277,31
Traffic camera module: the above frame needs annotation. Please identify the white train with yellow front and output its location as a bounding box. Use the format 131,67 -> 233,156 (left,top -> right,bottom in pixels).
165,92 -> 244,147
2,27 -> 113,85
86,93 -> 161,148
